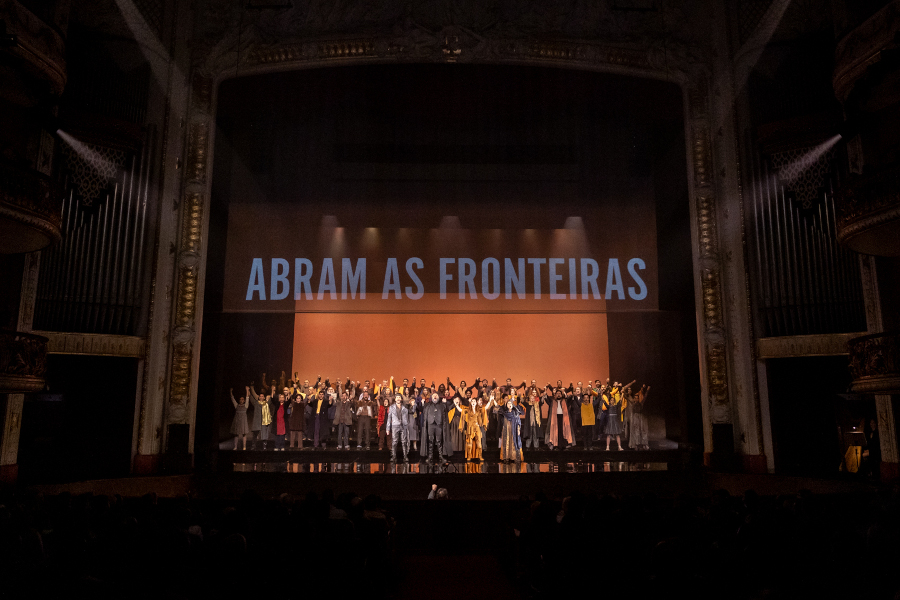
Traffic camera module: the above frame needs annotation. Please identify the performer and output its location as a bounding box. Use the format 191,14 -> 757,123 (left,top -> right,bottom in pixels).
408,387 -> 423,452
289,387 -> 307,449
333,388 -> 355,450
628,385 -> 650,450
310,388 -> 333,449
273,393 -> 288,451
522,389 -> 543,449
475,394 -> 493,451
544,388 -> 574,450
447,395 -> 467,454
229,388 -> 250,450
420,392 -> 452,464
498,396 -> 524,463
573,387 -> 597,450
463,396 -> 489,461
602,381 -> 633,450
249,384 -> 273,451
355,386 -> 376,449
385,393 -> 412,462
377,395 -> 390,450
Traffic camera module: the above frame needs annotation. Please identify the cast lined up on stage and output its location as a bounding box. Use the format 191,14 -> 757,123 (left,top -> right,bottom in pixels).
229,374 -> 652,461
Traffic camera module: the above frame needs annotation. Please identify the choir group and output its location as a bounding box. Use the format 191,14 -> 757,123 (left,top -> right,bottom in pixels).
229,374 -> 651,463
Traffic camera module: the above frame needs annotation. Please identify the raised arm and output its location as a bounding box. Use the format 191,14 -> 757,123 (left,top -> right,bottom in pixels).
231,388 -> 238,409
622,379 -> 637,392
248,384 -> 258,402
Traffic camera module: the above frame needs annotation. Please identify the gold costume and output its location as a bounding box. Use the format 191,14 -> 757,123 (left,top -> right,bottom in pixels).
464,406 -> 488,460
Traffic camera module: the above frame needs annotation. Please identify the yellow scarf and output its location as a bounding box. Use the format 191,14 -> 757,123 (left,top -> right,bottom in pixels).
580,402 -> 595,426
259,399 -> 272,425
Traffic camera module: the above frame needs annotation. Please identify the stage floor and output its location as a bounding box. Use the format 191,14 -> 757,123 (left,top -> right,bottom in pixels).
224,447 -> 687,475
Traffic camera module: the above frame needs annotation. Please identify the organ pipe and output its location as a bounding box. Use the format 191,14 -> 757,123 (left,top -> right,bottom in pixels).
747,150 -> 865,337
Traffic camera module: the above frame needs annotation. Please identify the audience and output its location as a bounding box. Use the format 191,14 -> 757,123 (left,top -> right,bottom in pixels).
0,481 -> 896,598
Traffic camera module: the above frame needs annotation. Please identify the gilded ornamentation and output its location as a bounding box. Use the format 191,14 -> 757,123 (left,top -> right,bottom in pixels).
2,0 -> 67,95
0,331 -> 48,393
836,165 -> 900,247
0,161 -> 62,249
169,0 -> 730,436
692,124 -> 712,189
168,342 -> 193,405
31,331 -> 146,358
181,193 -> 203,255
697,194 -> 719,258
700,267 -> 723,332
849,333 -> 900,391
185,122 -> 209,184
706,343 -> 728,400
174,266 -> 197,330
318,40 -> 376,59
248,44 -> 306,65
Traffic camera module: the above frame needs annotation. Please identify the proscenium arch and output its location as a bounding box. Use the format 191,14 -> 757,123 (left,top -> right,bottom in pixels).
149,37 -> 730,461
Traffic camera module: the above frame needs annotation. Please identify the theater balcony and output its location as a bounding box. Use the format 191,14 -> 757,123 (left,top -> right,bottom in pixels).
0,0 -> 67,99
832,0 -> 900,256
0,0 -> 67,253
0,330 -> 47,393
849,331 -> 900,394
0,160 -> 62,253
837,163 -> 900,256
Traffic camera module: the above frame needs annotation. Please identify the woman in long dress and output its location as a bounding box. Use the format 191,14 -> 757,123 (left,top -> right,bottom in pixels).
447,396 -> 467,454
289,388 -> 308,449
498,396 -> 524,462
230,388 -> 250,450
603,383 -> 626,451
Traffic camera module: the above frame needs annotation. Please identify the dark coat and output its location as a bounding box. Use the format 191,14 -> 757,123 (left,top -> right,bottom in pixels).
419,400 -> 453,457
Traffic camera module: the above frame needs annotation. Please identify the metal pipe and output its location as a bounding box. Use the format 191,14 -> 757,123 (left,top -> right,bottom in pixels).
119,150 -> 140,332
68,197 -> 89,330
130,127 -> 154,335
754,152 -> 774,337
770,168 -> 789,336
106,160 -> 128,333
763,161 -> 785,336
120,143 -> 143,334
91,180 -> 113,332
49,189 -> 75,329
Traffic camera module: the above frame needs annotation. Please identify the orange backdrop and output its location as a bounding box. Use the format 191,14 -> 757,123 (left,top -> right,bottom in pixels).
292,312 -> 609,388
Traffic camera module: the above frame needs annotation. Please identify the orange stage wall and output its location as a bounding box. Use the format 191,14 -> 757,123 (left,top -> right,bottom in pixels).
292,312 -> 609,388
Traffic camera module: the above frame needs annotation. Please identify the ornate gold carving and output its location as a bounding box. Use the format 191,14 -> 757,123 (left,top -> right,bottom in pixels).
836,164 -> 900,250
31,331 -> 146,357
697,194 -> 719,258
318,40 -> 376,59
700,267 -> 723,331
0,331 -> 48,393
849,332 -> 900,394
249,44 -> 306,65
757,332 -> 865,359
185,122 -> 209,184
692,124 -> 712,189
174,266 -> 198,330
168,343 -> 193,406
832,1 -> 900,102
706,343 -> 728,400
525,42 -> 582,61
0,160 -> 62,252
181,193 -> 203,254
2,0 -> 67,95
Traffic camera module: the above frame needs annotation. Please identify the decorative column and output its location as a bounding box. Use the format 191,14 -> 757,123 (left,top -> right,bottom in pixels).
133,0 -> 196,474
